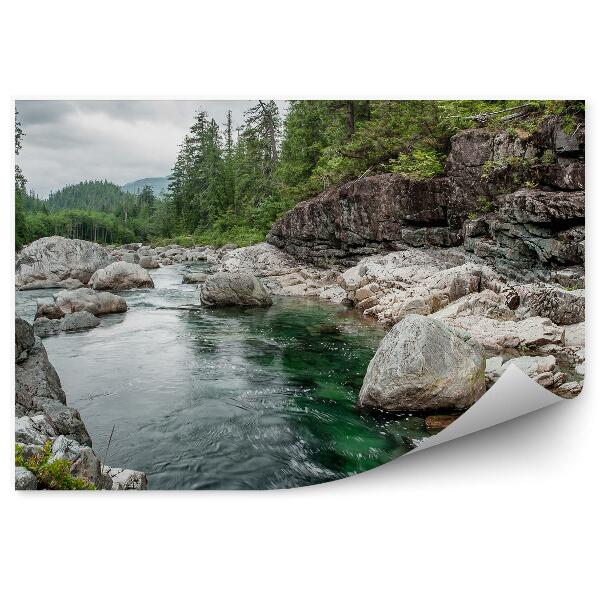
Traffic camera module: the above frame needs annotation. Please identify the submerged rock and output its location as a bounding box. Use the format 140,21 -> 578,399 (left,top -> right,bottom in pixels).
89,260 -> 154,291
199,271 -> 272,307
33,317 -> 62,337
424,415 -> 457,431
358,314 -> 485,412
16,236 -> 111,289
59,310 -> 101,332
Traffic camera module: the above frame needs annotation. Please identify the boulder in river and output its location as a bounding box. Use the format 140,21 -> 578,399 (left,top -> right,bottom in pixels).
358,314 -> 486,412
89,261 -> 154,291
36,288 -> 127,319
59,310 -> 101,332
15,236 -> 111,289
182,272 -> 208,284
138,255 -> 159,269
33,317 -> 62,337
199,271 -> 273,307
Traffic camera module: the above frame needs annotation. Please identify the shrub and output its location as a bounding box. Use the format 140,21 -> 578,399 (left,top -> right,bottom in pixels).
389,148 -> 445,179
15,441 -> 95,490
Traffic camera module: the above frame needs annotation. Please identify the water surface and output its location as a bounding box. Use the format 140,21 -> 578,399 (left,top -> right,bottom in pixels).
16,263 -> 429,489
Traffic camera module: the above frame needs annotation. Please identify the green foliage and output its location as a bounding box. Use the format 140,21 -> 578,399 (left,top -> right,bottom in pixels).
389,148 -> 445,179
478,196 -> 494,213
18,100 -> 580,249
15,441 -> 95,490
47,180 -> 137,212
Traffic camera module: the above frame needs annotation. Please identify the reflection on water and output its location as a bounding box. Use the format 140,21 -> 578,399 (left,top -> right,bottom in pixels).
16,262 -> 430,489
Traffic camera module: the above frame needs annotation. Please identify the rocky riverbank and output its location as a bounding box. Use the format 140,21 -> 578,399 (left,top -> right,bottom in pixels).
15,316 -> 147,490
14,113 -> 585,486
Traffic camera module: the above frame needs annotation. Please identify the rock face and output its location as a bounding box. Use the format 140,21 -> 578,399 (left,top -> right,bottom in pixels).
14,317 -> 147,490
268,175 -> 460,266
15,236 -> 111,289
15,317 -> 89,445
89,261 -> 154,291
199,271 -> 273,307
268,114 -> 585,283
36,288 -> 127,319
338,248 -> 515,326
358,315 -> 486,412
219,242 -> 345,301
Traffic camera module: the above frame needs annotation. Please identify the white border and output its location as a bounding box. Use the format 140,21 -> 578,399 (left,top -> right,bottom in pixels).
1,1 -> 597,599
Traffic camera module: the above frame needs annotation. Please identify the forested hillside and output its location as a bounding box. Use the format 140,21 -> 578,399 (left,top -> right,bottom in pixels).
47,181 -> 136,212
16,100 -> 583,250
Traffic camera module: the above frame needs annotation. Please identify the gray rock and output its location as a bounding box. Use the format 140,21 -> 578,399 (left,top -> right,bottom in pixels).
517,284 -> 584,325
182,272 -> 208,284
16,337 -> 66,414
15,415 -> 57,445
199,271 -> 272,307
60,311 -> 101,332
15,316 -> 35,361
442,314 -> 564,353
89,260 -> 154,291
120,252 -> 139,264
102,466 -> 148,490
33,317 -> 61,337
358,314 -> 485,412
15,236 -> 111,289
49,436 -> 112,490
40,402 -> 92,445
36,288 -> 127,319
19,277 -> 85,291
15,467 -> 38,490
138,255 -> 159,269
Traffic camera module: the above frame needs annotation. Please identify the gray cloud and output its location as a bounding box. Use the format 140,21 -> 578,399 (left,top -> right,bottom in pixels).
16,100 -> 288,197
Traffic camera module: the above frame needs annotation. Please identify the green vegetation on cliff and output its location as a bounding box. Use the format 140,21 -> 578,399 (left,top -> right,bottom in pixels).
16,100 -> 583,249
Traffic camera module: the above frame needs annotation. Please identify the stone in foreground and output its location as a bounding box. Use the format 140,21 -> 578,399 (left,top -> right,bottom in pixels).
102,466 -> 148,490
199,271 -> 273,307
359,314 -> 485,412
15,466 -> 38,490
89,260 -> 154,291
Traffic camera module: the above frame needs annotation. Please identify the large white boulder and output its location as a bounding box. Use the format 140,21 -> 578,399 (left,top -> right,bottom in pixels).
15,236 -> 111,289
358,314 -> 486,412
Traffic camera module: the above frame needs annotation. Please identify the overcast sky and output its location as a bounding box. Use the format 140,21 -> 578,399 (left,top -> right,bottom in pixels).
16,100 -> 288,197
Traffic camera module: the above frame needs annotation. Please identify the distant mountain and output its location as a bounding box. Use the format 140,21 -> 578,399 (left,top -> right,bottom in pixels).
121,177 -> 169,196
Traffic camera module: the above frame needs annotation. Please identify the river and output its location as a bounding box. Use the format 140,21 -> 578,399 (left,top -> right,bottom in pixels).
16,262 -> 430,489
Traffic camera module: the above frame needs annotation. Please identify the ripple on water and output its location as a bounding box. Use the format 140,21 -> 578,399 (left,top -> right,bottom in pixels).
15,261 -> 431,489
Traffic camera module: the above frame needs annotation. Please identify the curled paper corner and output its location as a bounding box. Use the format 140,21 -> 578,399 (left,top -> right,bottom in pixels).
409,364 -> 568,454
